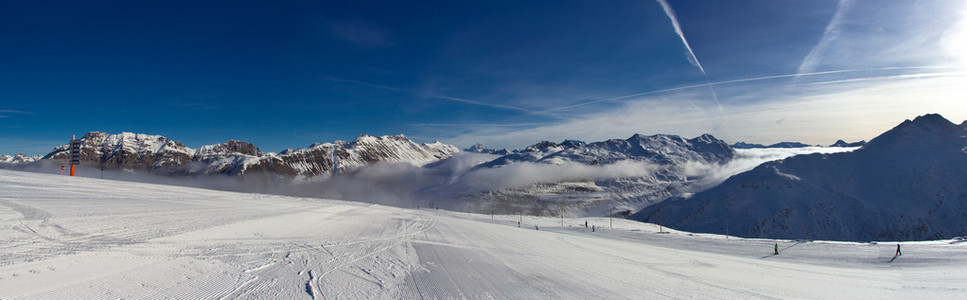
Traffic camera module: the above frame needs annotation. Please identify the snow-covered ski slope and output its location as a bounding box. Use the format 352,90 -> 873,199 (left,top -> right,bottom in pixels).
1,169 -> 964,299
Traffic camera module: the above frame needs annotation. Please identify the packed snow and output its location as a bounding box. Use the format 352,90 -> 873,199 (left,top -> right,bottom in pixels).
1,169 -> 965,299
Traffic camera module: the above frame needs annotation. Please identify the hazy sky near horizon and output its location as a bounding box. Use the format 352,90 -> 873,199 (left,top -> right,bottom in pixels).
2,0 -> 966,154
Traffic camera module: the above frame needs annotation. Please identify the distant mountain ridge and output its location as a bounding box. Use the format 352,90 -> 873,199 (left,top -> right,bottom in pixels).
0,153 -> 41,164
732,140 -> 865,149
37,132 -> 459,178
484,133 -> 734,168
5,130 -> 823,218
448,133 -> 738,215
829,140 -> 866,147
635,114 -> 967,241
464,144 -> 514,155
6,127 -> 892,227
732,141 -> 817,149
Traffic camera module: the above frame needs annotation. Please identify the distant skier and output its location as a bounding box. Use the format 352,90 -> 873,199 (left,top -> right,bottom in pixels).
774,243 -> 779,255
896,244 -> 902,256
61,165 -> 65,175
585,220 -> 588,228
535,225 -> 539,231
592,225 -> 595,232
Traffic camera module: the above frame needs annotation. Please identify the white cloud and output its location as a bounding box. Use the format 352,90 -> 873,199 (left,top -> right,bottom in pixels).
458,160 -> 659,191
681,147 -> 859,191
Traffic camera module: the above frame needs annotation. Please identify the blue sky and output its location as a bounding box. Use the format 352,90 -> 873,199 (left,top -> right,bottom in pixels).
2,0 -> 965,155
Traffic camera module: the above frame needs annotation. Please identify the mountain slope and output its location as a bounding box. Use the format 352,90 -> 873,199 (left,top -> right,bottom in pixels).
635,114 -> 967,241
247,134 -> 459,178
36,132 -> 459,177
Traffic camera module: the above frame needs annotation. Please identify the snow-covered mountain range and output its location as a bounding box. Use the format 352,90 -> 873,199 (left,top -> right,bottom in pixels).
635,114 -> 967,241
4,130 -> 854,220
37,132 -> 459,178
0,153 -> 41,164
419,134 -> 738,216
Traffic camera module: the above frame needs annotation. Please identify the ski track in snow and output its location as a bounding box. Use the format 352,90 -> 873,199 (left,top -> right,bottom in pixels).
0,169 -> 965,299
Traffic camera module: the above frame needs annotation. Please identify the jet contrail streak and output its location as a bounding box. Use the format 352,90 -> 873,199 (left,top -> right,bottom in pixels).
655,0 -> 722,112
797,0 -> 853,76
326,77 -> 532,113
655,0 -> 703,73
536,66 -> 956,114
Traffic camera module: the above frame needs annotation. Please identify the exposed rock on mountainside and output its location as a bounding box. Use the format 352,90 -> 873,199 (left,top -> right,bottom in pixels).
0,153 -> 41,164
246,134 -> 460,178
43,132 -> 194,173
35,132 -> 459,177
464,144 -> 513,155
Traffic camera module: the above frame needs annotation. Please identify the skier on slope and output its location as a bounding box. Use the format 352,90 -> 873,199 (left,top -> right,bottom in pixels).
896,244 -> 902,256
774,243 -> 779,255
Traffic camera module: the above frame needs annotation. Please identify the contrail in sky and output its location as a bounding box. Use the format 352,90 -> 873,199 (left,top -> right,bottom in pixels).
535,66 -> 955,114
655,0 -> 722,112
326,77 -> 532,113
797,0 -> 853,76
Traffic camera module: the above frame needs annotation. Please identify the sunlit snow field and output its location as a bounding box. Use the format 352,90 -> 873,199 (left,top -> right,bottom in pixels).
1,169 -> 964,299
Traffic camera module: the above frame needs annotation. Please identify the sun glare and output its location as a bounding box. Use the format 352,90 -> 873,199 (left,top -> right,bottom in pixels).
943,3 -> 967,68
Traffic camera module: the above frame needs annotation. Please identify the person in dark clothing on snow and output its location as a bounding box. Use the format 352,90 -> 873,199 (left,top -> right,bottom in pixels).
896,244 -> 902,256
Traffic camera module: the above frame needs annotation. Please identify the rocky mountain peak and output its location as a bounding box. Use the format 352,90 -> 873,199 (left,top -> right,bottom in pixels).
524,141 -> 560,152
194,140 -> 263,157
560,140 -> 587,148
864,113 -> 964,151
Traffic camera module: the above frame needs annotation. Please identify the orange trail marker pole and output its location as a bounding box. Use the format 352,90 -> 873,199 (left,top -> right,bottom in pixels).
69,135 -> 77,177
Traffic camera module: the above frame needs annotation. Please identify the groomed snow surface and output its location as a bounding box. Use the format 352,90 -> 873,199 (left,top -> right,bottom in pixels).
1,169 -> 964,299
